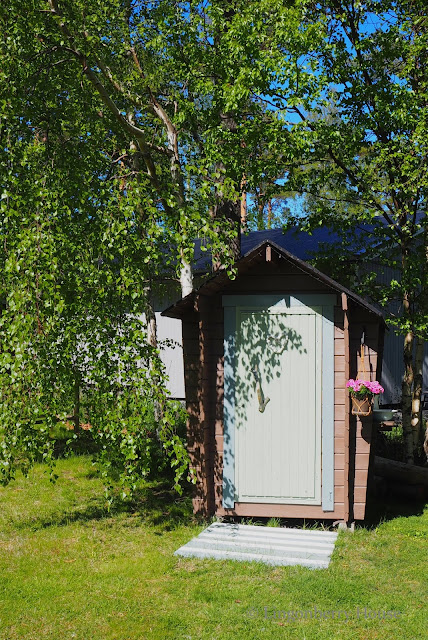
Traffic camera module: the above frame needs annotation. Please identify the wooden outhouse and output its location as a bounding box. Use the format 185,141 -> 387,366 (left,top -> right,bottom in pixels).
163,240 -> 385,524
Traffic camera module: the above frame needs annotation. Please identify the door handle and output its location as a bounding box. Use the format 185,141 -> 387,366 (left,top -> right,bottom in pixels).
252,364 -> 270,413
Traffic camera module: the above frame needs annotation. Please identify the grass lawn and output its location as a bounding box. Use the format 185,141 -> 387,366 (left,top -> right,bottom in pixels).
0,456 -> 427,640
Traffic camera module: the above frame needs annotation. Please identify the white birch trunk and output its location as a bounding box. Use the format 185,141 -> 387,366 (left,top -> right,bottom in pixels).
411,335 -> 424,450
180,251 -> 193,298
402,330 -> 415,464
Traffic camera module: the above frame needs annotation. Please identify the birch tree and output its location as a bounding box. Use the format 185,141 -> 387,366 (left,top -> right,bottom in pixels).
1,0 -> 323,488
278,1 -> 428,461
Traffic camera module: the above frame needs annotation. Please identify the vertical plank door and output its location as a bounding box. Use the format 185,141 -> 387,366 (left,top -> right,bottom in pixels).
235,306 -> 322,504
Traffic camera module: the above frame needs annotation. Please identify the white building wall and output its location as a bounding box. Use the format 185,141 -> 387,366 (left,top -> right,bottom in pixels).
156,313 -> 185,399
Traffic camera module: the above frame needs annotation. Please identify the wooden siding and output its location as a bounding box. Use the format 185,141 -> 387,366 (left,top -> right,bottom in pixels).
182,308 -> 213,515
342,294 -> 351,523
348,309 -> 380,521
216,503 -> 345,519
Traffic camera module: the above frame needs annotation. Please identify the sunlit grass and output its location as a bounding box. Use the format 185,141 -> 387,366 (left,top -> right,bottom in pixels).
0,456 -> 427,639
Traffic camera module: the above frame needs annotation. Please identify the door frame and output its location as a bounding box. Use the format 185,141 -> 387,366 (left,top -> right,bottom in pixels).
222,293 -> 336,512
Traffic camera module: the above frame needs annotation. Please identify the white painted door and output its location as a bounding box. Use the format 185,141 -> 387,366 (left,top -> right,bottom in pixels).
235,305 -> 322,504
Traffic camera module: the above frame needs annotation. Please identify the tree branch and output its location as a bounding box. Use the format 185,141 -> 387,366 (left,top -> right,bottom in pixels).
290,106 -> 403,237
47,0 -> 170,202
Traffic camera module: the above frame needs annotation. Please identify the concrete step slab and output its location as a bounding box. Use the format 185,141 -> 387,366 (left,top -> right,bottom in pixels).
175,523 -> 338,569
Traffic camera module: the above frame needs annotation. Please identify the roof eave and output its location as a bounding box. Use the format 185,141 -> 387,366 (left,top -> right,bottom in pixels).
162,239 -> 385,323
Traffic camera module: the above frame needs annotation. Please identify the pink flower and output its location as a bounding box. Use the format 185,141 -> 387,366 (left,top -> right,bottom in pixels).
367,381 -> 384,394
346,379 -> 384,395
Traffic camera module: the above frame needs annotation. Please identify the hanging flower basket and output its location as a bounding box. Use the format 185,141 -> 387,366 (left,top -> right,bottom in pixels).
351,395 -> 372,416
346,379 -> 384,417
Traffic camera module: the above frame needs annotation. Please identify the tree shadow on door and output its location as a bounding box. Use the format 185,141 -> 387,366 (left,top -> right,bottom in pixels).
222,310 -> 307,506
233,310 -> 306,427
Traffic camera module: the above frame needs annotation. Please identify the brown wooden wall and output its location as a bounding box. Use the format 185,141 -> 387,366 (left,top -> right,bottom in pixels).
181,258 -> 382,522
348,307 -> 382,520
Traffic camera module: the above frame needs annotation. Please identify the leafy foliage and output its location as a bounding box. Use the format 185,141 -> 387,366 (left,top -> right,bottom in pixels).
3,0 -> 425,487
272,1 -> 428,460
0,2 -> 190,491
0,1 -> 325,489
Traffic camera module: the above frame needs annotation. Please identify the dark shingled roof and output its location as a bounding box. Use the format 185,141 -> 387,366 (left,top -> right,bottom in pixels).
193,227 -> 347,272
163,238 -> 385,321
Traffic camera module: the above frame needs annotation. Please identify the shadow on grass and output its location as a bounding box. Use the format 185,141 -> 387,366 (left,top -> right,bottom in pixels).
16,477 -> 196,533
21,485 -> 424,533
368,428 -> 427,527
363,489 -> 427,529
362,466 -> 427,528
212,487 -> 426,532
127,481 -> 196,529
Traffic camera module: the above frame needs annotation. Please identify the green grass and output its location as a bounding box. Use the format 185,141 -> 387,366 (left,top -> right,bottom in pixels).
0,457 -> 427,640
